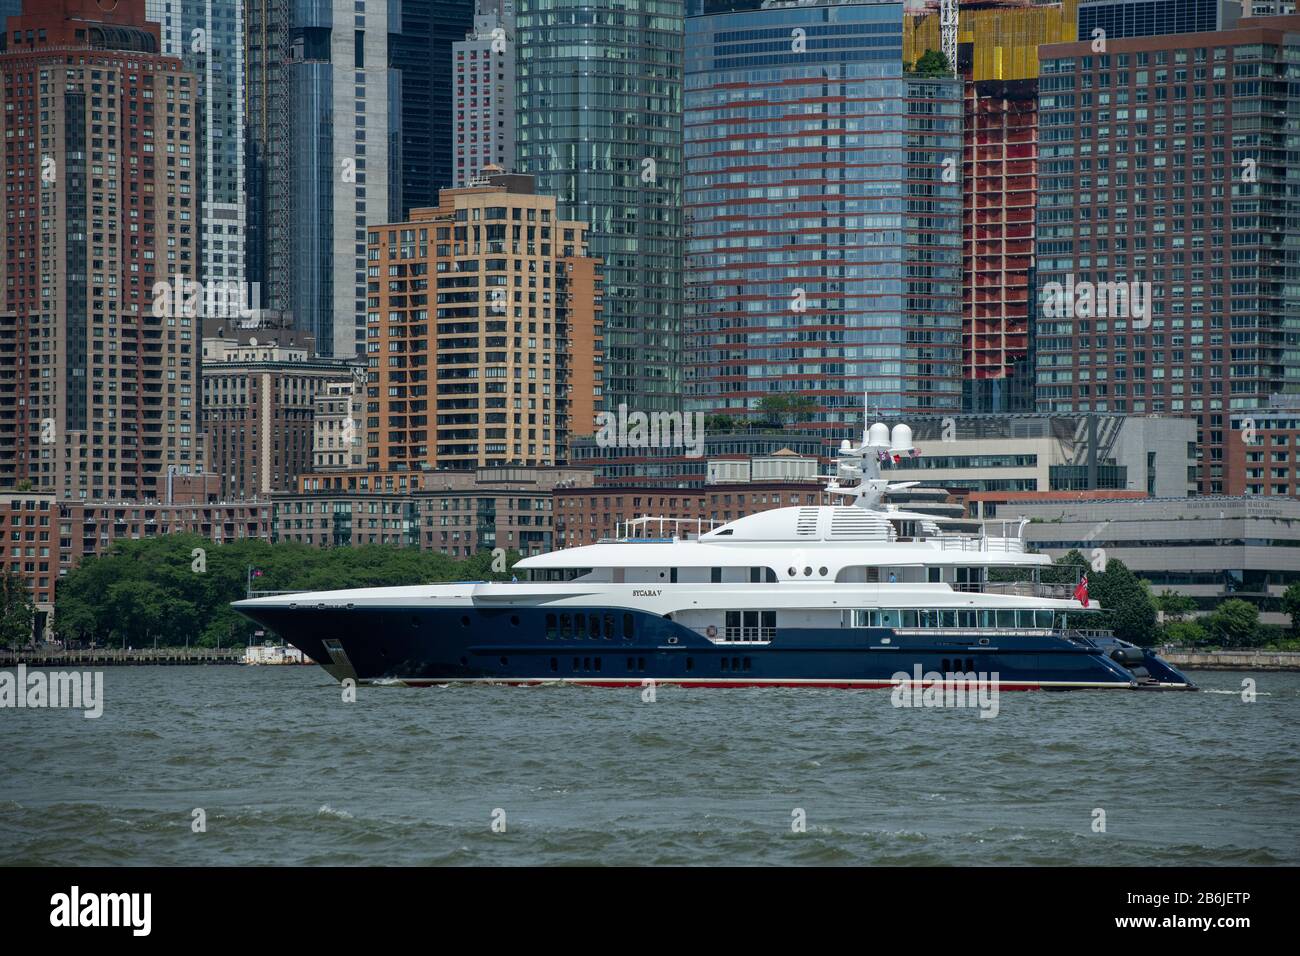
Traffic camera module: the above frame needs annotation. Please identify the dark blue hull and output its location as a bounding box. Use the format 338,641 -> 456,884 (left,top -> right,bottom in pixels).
234,603 -> 1196,690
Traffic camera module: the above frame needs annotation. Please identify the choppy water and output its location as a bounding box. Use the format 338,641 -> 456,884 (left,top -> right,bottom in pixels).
1,667 -> 1297,865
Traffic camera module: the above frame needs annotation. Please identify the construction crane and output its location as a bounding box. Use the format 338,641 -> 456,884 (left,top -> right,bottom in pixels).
940,0 -> 959,76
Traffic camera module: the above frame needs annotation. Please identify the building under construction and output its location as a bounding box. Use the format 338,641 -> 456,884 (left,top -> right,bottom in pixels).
906,0 -> 1078,412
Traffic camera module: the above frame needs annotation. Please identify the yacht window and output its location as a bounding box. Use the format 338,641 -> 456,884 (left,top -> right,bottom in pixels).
589,615 -> 601,639
1036,610 -> 1055,629
575,613 -> 585,637
623,613 -> 634,639
879,609 -> 901,628
918,609 -> 935,628
959,610 -> 977,628
560,614 -> 572,638
928,567 -> 942,583
941,610 -> 957,628
980,609 -> 996,628
711,567 -> 722,583
545,613 -> 557,639
761,611 -> 776,630
901,610 -> 918,628
749,567 -> 762,583
996,610 -> 1017,628
851,609 -> 868,628
669,568 -> 678,583
603,613 -> 615,639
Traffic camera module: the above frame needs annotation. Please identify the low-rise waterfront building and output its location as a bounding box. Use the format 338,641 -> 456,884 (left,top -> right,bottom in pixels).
1,489 -> 273,641
1015,495 -> 1300,619
275,465 -> 592,557
880,414 -> 1197,496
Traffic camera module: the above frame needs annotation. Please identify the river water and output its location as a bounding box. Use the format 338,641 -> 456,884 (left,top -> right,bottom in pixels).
1,666 -> 1296,865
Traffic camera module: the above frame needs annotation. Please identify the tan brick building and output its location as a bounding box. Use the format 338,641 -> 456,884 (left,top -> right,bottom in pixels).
365,172 -> 602,474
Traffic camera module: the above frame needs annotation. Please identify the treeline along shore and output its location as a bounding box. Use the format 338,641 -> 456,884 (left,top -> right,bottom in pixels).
5,535 -> 520,651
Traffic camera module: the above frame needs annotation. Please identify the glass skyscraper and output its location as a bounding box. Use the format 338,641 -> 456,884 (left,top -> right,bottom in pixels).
244,0 -> 393,357
684,0 -> 963,428
389,0 -> 475,214
515,0 -> 684,414
146,0 -> 247,316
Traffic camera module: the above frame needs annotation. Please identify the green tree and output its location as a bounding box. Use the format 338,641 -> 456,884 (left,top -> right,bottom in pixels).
755,395 -> 791,426
1204,598 -> 1260,648
52,535 -> 524,647
1153,588 -> 1197,622
912,49 -> 952,77
1281,581 -> 1300,635
0,570 -> 35,647
1091,558 -> 1158,646
1041,549 -> 1090,585
705,414 -> 739,435
1159,618 -> 1207,648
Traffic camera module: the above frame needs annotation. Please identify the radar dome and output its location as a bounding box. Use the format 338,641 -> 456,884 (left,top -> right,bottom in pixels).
890,423 -> 913,452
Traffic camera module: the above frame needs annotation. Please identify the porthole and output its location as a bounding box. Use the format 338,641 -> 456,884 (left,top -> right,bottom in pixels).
803,567 -> 812,576
410,615 -> 419,628
979,637 -> 990,646
819,567 -> 828,576
499,656 -> 508,666
788,567 -> 797,576
510,614 -> 520,626
460,615 -> 471,627
459,656 -> 468,666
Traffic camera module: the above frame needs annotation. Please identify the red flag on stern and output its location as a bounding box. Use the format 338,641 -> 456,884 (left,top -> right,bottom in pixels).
1073,573 -> 1089,608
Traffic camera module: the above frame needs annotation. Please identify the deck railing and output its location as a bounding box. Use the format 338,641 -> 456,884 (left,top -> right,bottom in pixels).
612,515 -> 726,541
